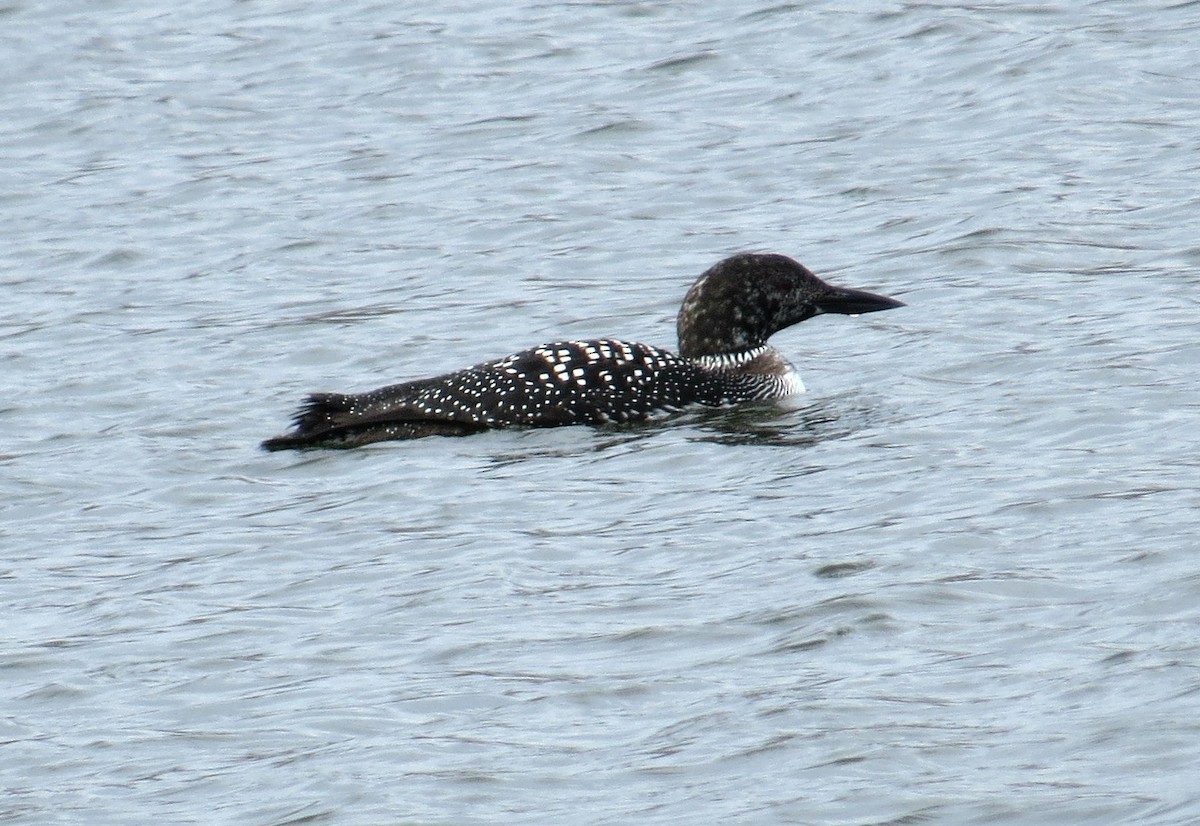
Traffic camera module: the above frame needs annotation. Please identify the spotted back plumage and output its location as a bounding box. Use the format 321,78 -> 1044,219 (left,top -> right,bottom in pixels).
264,339 -> 796,450
262,253 -> 902,450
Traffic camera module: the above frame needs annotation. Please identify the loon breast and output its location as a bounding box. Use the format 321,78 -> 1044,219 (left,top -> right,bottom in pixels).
262,252 -> 903,450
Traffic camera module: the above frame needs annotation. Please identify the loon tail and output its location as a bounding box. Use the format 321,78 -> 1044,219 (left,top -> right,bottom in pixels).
260,393 -> 485,451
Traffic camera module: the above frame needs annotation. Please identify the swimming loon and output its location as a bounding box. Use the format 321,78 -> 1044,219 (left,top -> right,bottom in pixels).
262,253 -> 903,450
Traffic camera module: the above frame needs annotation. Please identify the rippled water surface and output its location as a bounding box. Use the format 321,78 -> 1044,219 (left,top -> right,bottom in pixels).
4,1 -> 1200,824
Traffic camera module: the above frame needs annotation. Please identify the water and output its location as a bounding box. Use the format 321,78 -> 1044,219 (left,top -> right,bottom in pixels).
3,1 -> 1199,823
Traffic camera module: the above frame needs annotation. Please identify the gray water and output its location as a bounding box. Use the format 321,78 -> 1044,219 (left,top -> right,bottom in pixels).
3,1 -> 1199,823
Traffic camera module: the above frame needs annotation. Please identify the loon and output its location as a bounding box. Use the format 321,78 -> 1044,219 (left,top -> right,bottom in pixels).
262,253 -> 903,451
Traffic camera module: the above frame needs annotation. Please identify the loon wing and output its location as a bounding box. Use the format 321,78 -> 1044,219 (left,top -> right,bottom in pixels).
261,339 -> 696,451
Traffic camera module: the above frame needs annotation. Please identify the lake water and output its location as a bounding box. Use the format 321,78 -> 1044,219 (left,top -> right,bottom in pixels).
3,1 -> 1199,824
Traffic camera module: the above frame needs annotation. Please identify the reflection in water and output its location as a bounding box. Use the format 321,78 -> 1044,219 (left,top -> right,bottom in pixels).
686,395 -> 883,448
480,392 -> 888,467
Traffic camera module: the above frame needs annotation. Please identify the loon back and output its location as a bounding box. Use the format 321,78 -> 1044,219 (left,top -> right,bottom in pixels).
262,253 -> 903,450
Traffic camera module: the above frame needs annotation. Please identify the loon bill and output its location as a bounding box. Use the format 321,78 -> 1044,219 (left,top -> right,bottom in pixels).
262,252 -> 904,451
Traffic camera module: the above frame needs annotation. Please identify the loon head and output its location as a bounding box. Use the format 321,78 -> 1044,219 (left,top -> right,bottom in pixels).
676,253 -> 905,359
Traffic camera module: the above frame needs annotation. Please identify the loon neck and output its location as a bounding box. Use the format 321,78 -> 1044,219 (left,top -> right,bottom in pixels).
693,344 -> 798,382
692,344 -> 804,397
691,344 -> 773,371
